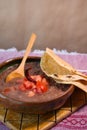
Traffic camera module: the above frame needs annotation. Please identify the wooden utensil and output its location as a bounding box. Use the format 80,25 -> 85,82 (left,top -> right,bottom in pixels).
6,33 -> 36,82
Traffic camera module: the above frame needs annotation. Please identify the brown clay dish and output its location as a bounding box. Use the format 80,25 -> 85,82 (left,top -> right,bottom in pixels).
0,56 -> 75,114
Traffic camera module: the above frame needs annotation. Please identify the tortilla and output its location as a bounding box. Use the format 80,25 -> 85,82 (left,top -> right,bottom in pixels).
40,48 -> 87,80
40,48 -> 87,92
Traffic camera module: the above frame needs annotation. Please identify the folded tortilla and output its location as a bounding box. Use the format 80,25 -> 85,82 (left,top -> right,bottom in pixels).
40,48 -> 87,92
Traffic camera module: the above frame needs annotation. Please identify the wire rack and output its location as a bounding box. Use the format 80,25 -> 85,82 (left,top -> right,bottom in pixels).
0,88 -> 87,130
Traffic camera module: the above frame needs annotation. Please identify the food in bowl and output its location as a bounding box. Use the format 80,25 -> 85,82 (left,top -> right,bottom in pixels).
0,57 -> 74,114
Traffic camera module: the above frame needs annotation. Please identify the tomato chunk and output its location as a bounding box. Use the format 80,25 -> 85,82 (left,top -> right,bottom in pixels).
18,75 -> 48,96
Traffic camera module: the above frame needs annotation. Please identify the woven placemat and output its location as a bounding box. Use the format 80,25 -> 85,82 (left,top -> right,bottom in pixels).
0,87 -> 86,130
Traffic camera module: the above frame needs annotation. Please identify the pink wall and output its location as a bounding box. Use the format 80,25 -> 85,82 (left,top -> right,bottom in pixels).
0,0 -> 87,53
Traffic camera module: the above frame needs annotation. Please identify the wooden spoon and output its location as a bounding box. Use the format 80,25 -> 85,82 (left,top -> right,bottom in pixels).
6,33 -> 36,82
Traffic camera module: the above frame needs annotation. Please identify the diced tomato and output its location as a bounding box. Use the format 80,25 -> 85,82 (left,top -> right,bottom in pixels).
36,85 -> 43,93
18,75 -> 48,95
35,75 -> 42,82
36,81 -> 48,93
19,84 -> 26,91
23,81 -> 33,89
42,78 -> 48,86
40,85 -> 48,92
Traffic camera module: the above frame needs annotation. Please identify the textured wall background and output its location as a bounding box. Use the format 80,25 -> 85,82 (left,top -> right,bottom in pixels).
0,0 -> 87,53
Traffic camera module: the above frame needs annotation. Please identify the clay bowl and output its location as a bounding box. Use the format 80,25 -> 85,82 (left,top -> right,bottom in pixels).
0,56 -> 75,114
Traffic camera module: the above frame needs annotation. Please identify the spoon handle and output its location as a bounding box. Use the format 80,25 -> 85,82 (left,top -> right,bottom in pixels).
19,33 -> 36,69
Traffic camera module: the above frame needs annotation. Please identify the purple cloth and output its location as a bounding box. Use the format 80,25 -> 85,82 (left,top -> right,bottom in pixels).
0,122 -> 10,130
0,49 -> 87,130
51,105 -> 87,130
